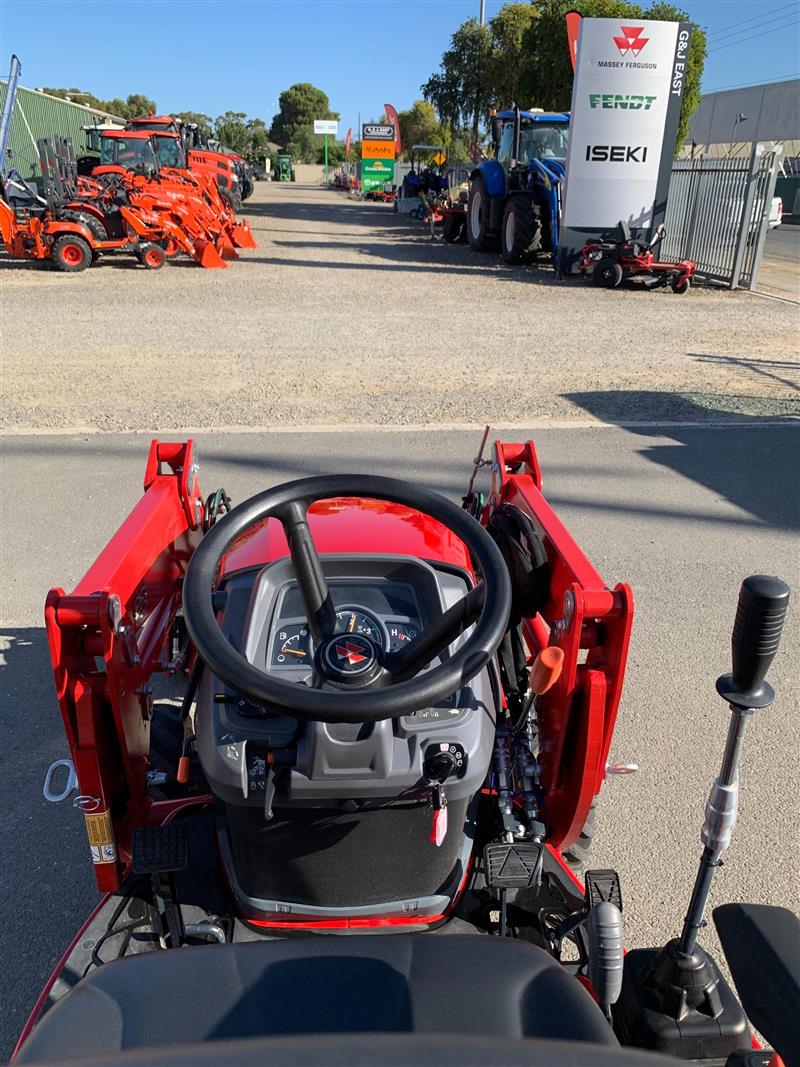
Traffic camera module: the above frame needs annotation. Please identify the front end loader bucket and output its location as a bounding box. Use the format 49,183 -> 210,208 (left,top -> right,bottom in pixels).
217,231 -> 239,260
231,220 -> 257,250
196,239 -> 227,269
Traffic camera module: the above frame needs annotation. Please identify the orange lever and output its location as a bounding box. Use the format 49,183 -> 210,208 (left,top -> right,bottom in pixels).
529,646 -> 565,696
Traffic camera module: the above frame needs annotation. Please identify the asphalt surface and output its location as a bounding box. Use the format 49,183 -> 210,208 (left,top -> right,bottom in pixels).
759,223 -> 800,297
1,184 -> 798,431
1,424 -> 798,1059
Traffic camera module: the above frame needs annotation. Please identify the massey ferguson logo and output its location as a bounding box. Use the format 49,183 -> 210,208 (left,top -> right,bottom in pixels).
335,640 -> 369,665
613,25 -> 649,56
585,145 -> 648,163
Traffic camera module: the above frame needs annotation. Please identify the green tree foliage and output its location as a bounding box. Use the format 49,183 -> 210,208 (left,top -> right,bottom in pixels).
488,4 -> 539,109
39,88 -> 157,119
395,100 -> 443,160
422,19 -> 494,137
423,0 -> 706,155
269,83 -> 341,164
173,111 -> 213,141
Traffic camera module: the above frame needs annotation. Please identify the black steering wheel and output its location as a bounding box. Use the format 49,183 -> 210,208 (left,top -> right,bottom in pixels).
183,476 -> 511,724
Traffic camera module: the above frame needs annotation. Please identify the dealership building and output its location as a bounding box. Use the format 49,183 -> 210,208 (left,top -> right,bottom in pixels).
0,81 -> 123,181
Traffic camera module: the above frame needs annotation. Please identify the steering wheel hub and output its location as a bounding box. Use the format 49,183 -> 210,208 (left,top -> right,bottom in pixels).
319,632 -> 381,685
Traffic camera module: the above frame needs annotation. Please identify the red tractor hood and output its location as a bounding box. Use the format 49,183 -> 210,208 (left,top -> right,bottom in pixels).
221,497 -> 472,576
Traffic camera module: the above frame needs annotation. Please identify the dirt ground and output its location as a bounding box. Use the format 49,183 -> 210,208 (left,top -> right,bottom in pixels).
1,183 -> 798,432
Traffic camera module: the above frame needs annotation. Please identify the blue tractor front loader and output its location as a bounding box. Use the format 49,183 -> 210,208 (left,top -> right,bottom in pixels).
466,108 -> 569,265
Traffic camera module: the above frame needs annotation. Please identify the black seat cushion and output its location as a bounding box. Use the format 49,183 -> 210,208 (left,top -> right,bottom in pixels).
18,934 -> 616,1061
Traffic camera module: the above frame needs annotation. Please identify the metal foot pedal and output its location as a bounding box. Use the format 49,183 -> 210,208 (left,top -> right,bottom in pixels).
585,868 -> 623,911
484,842 -> 543,888
132,825 -> 189,874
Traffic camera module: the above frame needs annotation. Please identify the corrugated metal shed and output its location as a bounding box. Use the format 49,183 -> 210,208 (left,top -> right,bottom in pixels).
0,82 -> 124,179
685,79 -> 800,146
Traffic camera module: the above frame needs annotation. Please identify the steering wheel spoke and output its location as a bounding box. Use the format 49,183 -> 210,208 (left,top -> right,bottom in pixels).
384,584 -> 486,683
275,499 -> 337,646
183,475 -> 511,723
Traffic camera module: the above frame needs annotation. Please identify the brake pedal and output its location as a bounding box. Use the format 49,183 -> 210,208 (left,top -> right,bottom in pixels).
585,868 -> 623,911
484,842 -> 543,888
132,825 -> 189,873
132,826 -> 188,949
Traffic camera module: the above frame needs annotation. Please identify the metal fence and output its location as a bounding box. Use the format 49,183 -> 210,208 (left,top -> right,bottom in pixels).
662,147 -> 783,289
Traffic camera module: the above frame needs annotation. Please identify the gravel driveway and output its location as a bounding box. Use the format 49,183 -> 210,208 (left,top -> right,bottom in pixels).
1,184 -> 798,432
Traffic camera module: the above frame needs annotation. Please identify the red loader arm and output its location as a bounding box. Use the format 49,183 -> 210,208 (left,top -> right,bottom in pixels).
488,440 -> 634,850
44,441 -> 204,891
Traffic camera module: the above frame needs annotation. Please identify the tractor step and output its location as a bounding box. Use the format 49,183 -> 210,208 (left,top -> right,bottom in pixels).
132,825 -> 189,874
484,842 -> 543,888
584,868 -> 623,911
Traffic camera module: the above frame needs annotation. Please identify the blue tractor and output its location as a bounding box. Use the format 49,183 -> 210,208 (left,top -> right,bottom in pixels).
466,108 -> 569,265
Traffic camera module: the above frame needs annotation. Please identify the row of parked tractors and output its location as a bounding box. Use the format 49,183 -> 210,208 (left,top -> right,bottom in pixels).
0,115 -> 258,271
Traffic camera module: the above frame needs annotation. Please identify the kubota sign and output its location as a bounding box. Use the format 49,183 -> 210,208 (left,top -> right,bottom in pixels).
560,16 -> 691,266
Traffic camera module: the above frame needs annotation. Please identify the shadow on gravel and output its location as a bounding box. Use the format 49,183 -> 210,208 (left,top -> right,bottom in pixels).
691,354 -> 800,394
0,627 -> 97,1061
564,390 -> 800,530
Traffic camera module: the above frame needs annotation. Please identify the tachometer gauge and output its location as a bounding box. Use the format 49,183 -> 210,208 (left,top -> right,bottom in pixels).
336,608 -> 383,647
271,608 -> 385,667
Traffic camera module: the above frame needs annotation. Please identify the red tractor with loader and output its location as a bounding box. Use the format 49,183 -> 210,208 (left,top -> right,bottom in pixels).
12,433 -> 796,1067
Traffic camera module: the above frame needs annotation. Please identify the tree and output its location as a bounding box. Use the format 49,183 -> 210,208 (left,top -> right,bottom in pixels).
214,111 -> 250,155
422,18 -> 494,137
103,93 -> 157,119
488,3 -> 539,109
270,83 -> 338,146
174,111 -> 213,141
38,88 -> 156,119
395,101 -> 442,160
423,0 -> 706,154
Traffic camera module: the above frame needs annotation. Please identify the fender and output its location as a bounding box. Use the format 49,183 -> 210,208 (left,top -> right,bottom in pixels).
0,198 -> 14,245
473,159 -> 506,199
42,220 -> 97,246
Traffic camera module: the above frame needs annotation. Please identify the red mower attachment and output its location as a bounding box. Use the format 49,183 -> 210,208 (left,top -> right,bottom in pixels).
578,221 -> 696,294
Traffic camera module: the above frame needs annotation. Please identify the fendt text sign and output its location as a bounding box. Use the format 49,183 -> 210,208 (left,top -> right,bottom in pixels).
560,17 -> 691,268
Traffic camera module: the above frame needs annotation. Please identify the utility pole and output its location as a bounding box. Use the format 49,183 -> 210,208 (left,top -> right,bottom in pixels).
479,0 -> 485,25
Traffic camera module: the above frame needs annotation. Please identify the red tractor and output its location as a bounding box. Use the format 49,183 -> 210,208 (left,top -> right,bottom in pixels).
126,115 -> 245,213
578,222 -> 696,294
13,434 -> 796,1067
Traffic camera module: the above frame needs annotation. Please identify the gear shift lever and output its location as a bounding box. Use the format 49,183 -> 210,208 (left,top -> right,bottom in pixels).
614,575 -> 790,1059
678,575 -> 790,958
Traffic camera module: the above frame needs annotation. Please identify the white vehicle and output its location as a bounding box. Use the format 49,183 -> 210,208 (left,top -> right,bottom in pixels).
768,196 -> 783,229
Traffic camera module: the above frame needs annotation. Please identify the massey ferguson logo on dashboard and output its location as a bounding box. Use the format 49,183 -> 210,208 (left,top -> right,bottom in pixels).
585,145 -> 648,163
335,640 -> 369,666
613,25 -> 649,56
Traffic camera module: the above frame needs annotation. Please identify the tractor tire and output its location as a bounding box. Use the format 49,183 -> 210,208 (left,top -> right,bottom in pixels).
671,276 -> 691,294
137,243 -> 167,270
442,214 -> 464,243
500,196 -> 542,264
51,234 -> 92,272
563,801 -> 597,872
593,258 -> 623,288
467,176 -> 499,252
62,211 -> 106,263
220,185 -> 242,214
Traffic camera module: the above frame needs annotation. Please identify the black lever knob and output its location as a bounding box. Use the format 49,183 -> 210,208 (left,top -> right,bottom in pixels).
716,575 -> 790,709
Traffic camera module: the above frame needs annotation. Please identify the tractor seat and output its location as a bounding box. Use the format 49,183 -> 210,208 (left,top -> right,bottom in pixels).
17,934 -> 617,1062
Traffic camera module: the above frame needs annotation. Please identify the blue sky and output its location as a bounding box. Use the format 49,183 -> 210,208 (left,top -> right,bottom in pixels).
1,0 -> 798,134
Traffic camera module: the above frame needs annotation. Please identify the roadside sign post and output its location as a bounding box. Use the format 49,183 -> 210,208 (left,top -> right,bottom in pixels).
361,123 -> 396,193
313,119 -> 339,182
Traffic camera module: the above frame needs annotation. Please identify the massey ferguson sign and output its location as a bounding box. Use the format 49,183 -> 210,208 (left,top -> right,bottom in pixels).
560,17 -> 691,270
